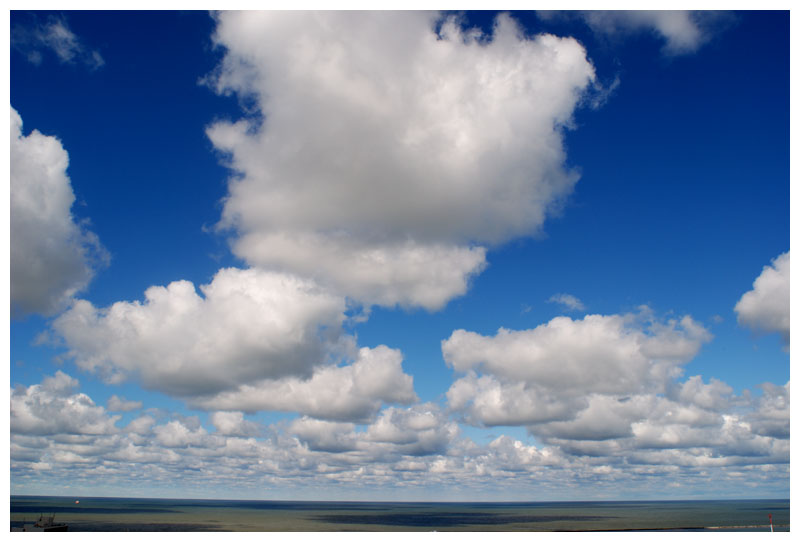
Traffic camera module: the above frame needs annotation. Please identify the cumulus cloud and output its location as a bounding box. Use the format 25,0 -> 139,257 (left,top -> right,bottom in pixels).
154,419 -> 211,448
547,293 -> 585,311
512,375 -> 789,473
126,415 -> 156,436
734,251 -> 790,348
12,16 -> 104,69
11,371 -> 120,436
442,308 -> 789,473
443,309 -> 715,428
672,375 -> 732,412
52,267 -> 347,396
443,311 -> 712,425
210,411 -> 262,438
10,106 -> 107,317
206,11 -> 597,309
289,402 -> 456,457
228,234 -> 487,311
289,418 -> 359,453
192,346 -> 417,422
744,382 -> 790,439
52,270 -> 417,421
107,395 -> 143,412
365,403 -> 458,456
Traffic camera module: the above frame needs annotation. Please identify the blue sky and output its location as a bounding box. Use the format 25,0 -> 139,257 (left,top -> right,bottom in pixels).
8,10 -> 790,501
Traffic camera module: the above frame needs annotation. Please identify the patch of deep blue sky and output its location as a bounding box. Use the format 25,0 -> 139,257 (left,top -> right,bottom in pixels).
10,11 -> 789,425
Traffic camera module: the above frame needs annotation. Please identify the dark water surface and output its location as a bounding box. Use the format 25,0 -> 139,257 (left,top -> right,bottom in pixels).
9,495 -> 789,532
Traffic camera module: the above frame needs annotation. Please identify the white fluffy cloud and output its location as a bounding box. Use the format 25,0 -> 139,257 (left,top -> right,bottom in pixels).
228,234 -> 487,311
11,371 -> 120,436
154,419 -> 211,448
288,403 -> 457,458
52,267 -> 347,396
207,11 -> 597,309
192,346 -> 417,422
734,251 -> 790,348
443,311 -> 712,422
442,308 -> 789,471
209,411 -> 262,438
52,270 -> 417,421
744,382 -> 790,439
10,106 -> 107,316
443,310 -> 714,426
365,403 -> 458,456
496,375 -> 789,473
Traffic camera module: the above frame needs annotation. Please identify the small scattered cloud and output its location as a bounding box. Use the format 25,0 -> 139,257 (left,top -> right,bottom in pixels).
107,395 -> 143,413
582,11 -> 707,55
734,251 -> 790,349
547,293 -> 586,312
12,16 -> 104,70
540,10 -> 732,56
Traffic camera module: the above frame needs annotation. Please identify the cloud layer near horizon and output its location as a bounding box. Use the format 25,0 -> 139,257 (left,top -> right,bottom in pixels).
11,370 -> 788,499
207,11 -> 597,309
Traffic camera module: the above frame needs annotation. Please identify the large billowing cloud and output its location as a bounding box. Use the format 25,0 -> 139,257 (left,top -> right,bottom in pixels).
734,251 -> 790,348
206,11 -> 597,309
52,267 -> 347,394
10,107 -> 107,317
52,268 -> 417,421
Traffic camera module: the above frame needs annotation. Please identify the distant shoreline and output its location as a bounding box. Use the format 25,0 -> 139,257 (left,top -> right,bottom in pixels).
10,496 -> 789,532
4,493 -> 789,506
